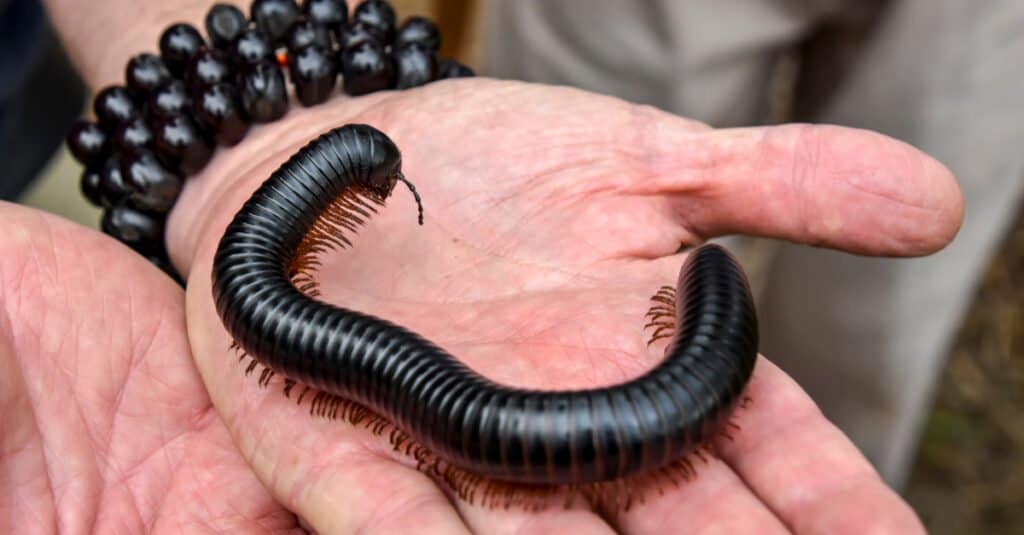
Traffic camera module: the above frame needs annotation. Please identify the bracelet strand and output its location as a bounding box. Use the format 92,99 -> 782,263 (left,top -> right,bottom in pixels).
65,0 -> 473,283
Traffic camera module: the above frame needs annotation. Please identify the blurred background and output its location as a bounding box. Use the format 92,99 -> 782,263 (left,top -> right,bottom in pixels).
12,0 -> 1022,532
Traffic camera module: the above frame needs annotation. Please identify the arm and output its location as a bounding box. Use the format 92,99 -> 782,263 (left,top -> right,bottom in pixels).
43,0 -> 235,89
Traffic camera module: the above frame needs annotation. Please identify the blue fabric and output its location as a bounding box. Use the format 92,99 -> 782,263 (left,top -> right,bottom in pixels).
0,0 -> 45,103
0,0 -> 86,200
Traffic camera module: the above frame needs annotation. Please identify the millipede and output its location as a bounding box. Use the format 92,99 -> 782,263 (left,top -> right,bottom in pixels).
211,123 -> 759,510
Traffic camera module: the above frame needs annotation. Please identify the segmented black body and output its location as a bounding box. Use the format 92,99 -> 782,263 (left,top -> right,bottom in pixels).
212,124 -> 758,485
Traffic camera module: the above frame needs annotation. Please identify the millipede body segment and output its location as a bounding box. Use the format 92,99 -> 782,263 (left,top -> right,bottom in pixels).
211,124 -> 759,488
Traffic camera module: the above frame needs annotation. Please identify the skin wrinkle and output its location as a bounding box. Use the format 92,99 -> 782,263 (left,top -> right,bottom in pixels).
357,488 -> 465,535
1,309 -> 61,535
840,172 -> 941,214
0,209 -> 258,533
0,311 -> 57,533
106,411 -> 197,527
17,227 -> 109,535
795,125 -> 824,247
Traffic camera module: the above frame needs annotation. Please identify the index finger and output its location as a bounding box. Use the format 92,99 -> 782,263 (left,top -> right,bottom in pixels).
715,357 -> 925,534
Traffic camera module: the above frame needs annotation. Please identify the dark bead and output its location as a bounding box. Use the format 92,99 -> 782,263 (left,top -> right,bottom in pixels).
121,150 -> 183,214
193,83 -> 250,146
238,61 -> 289,122
66,119 -> 108,167
251,0 -> 300,44
101,202 -> 165,255
287,18 -> 332,52
393,43 -> 437,89
80,168 -> 104,207
159,23 -> 206,77
99,154 -> 133,207
394,16 -> 440,52
230,28 -> 275,67
302,0 -> 347,34
340,41 -> 394,96
112,116 -> 153,153
152,114 -> 215,175
125,54 -> 172,98
93,86 -> 139,130
185,48 -> 232,88
438,58 -> 474,79
337,22 -> 383,50
352,0 -> 396,43
205,3 -> 248,49
147,80 -> 192,119
290,45 -> 337,106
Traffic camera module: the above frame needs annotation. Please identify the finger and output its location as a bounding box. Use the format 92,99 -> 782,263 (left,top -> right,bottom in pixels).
185,274 -> 471,535
457,501 -> 615,535
715,356 -> 925,534
628,122 -> 963,257
150,419 -> 307,534
612,456 -> 790,535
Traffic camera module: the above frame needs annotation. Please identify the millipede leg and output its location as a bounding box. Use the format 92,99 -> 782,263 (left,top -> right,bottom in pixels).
643,285 -> 678,347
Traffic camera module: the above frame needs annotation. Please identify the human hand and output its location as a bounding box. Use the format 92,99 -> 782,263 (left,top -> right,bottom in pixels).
0,204 -> 302,533
172,78 -> 962,534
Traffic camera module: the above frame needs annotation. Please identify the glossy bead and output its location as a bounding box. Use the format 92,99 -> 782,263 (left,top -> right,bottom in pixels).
205,3 -> 248,49
193,83 -> 250,146
230,28 -> 275,67
80,168 -> 104,207
438,58 -> 474,79
147,80 -> 192,119
290,45 -> 336,106
393,43 -> 437,89
99,154 -> 133,207
121,150 -> 183,214
152,114 -> 214,175
113,116 -> 153,153
66,119 -> 108,167
337,22 -> 382,50
93,86 -> 139,130
185,48 -> 232,88
340,41 -> 394,96
352,0 -> 396,43
125,53 -> 172,98
101,202 -> 165,255
159,23 -> 205,77
251,0 -> 300,44
302,0 -> 347,34
238,61 -> 289,122
287,18 -> 332,52
394,16 -> 439,52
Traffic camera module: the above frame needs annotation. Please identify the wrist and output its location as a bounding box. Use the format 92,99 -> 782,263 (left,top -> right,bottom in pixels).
52,0 -> 475,282
44,0 -> 222,90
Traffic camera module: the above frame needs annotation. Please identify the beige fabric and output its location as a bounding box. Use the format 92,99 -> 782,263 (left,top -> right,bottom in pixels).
484,0 -> 1024,487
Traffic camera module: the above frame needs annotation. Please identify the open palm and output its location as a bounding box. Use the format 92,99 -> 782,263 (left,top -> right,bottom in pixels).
173,79 -> 960,534
0,204 -> 300,533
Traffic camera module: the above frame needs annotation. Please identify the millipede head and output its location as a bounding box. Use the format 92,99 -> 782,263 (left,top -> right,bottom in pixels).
347,124 -> 424,224
356,124 -> 404,200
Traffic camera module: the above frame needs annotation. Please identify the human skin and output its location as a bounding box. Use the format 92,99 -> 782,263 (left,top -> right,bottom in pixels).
2,1 -> 964,533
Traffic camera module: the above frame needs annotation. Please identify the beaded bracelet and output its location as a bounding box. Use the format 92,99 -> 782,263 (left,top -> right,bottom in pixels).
64,0 -> 474,283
